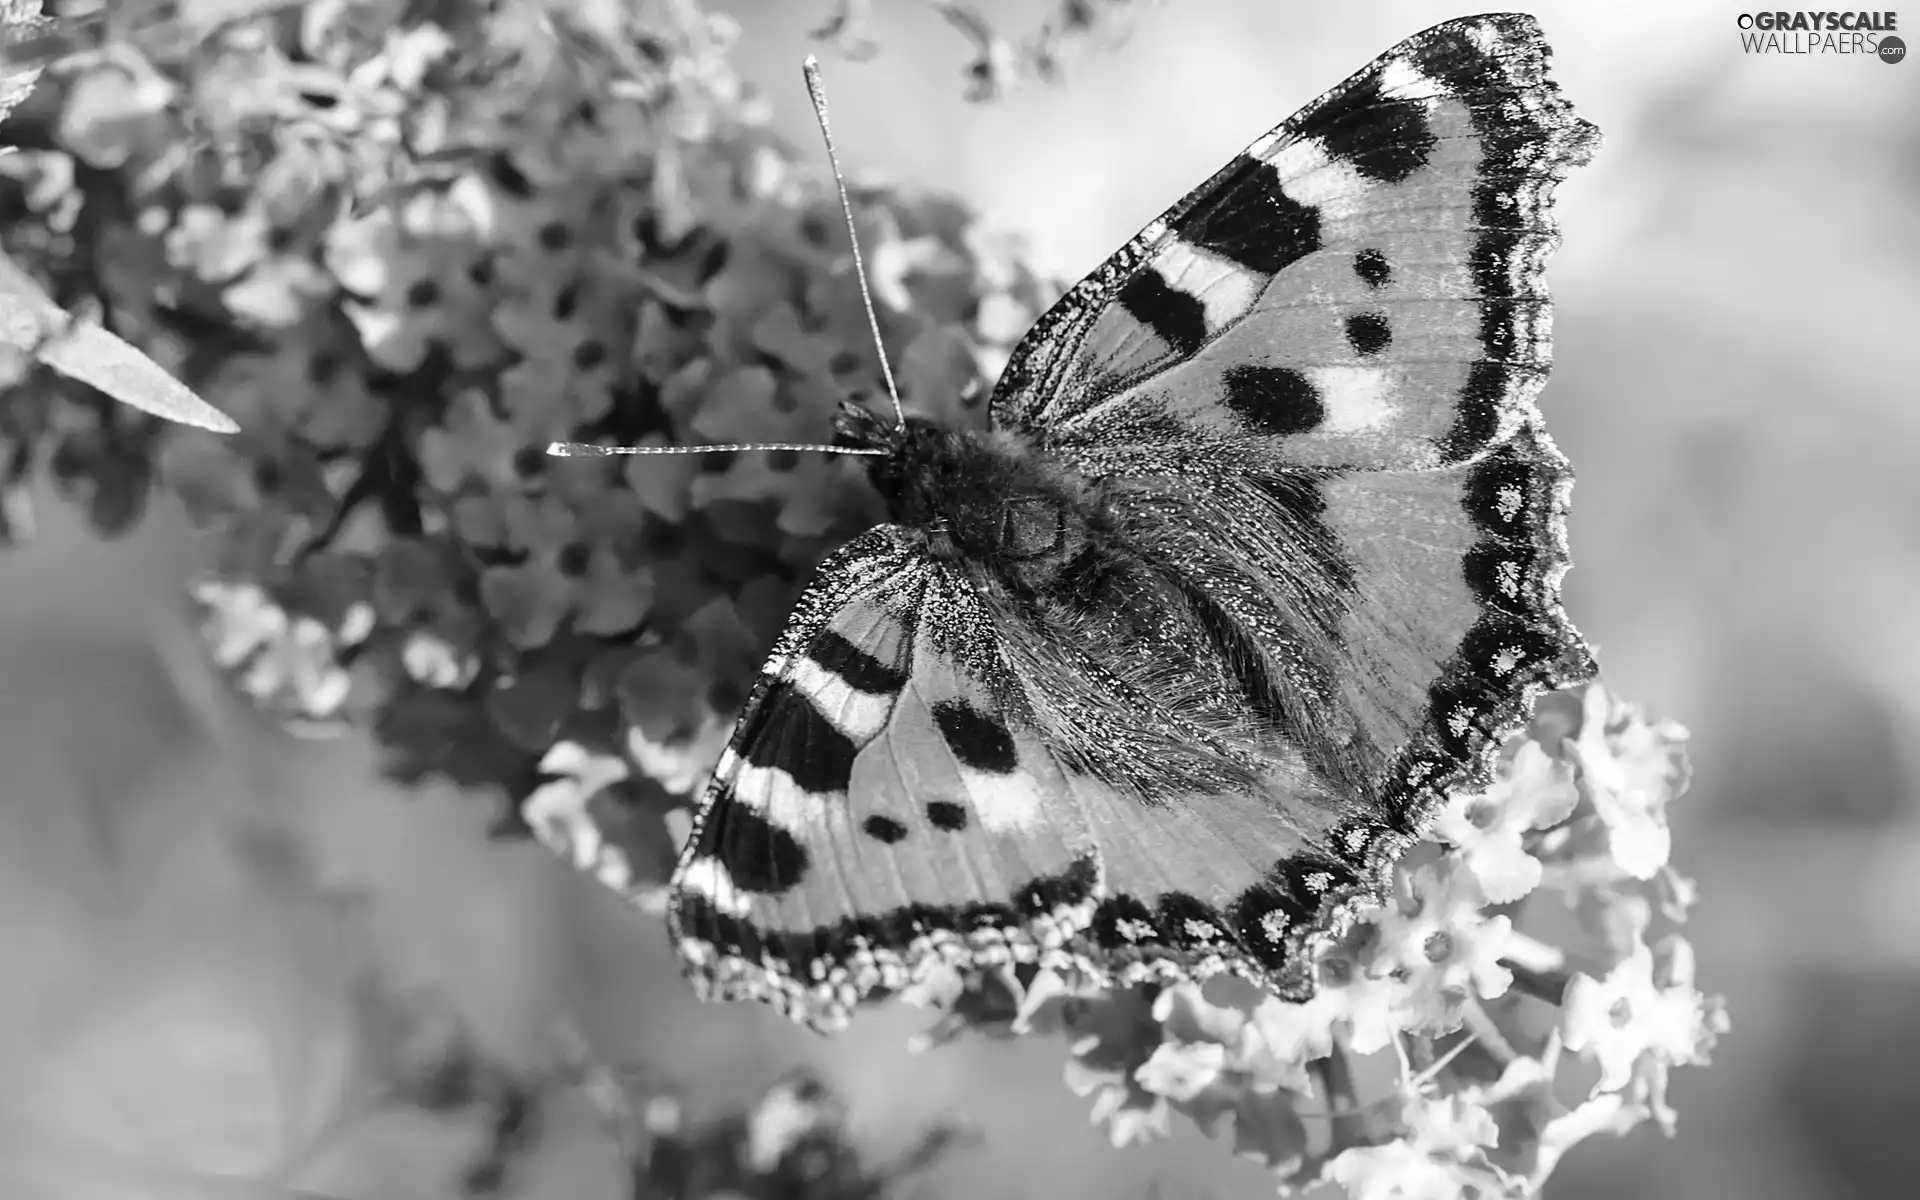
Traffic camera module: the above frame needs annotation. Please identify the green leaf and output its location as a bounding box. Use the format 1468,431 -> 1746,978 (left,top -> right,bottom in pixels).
0,248 -> 240,433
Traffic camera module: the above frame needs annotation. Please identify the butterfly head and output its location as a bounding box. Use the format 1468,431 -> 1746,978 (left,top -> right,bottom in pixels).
829,394 -> 907,456
832,396 -> 1096,579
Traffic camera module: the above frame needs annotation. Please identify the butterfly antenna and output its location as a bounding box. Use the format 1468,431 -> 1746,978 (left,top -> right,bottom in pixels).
547,57 -> 902,460
548,441 -> 883,457
804,53 -> 907,431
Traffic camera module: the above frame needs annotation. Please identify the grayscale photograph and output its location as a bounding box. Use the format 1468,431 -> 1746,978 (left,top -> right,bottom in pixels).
0,2 -> 1908,1198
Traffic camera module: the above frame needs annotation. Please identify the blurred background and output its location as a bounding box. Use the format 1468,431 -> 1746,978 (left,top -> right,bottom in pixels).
1,0 -> 1916,1196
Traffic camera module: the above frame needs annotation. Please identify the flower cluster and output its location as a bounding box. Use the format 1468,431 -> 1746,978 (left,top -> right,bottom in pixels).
366,989 -> 963,1198
581,1063 -> 968,1200
0,0 -> 1050,839
902,681 -> 1725,1196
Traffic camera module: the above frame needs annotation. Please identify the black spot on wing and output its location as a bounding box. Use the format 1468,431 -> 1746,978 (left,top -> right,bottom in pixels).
809,628 -> 906,695
862,814 -> 908,844
930,700 -> 1018,774
925,800 -> 968,831
1171,156 -> 1322,275
1117,268 -> 1208,358
1345,311 -> 1392,356
1353,248 -> 1391,288
1222,364 -> 1324,436
710,806 -> 810,894
739,680 -> 857,794
1294,71 -> 1436,184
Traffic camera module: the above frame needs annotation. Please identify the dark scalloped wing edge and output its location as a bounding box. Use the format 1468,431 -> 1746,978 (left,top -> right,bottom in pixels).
1281,423 -> 1596,1002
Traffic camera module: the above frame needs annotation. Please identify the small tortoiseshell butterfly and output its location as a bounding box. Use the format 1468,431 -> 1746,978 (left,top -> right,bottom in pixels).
560,13 -> 1598,1031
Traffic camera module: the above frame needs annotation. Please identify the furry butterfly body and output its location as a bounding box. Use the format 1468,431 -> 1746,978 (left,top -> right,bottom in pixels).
638,14 -> 1599,1030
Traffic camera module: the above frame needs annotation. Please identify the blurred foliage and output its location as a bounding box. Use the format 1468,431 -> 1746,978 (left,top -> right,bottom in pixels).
0,1 -> 1724,1196
811,0 -> 1162,100
375,1002 -> 967,1200
342,974 -> 966,1199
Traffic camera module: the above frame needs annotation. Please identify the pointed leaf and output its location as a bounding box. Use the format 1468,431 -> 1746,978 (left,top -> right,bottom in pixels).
0,249 -> 239,433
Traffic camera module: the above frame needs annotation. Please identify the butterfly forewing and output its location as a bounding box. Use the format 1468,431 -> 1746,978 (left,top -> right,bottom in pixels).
993,12 -> 1597,474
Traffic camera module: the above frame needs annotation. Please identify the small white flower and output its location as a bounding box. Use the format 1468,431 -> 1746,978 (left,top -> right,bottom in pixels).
1325,1137 -> 1505,1200
1374,862 -> 1516,1031
1134,1039 -> 1227,1102
1431,741 -> 1579,903
1243,948 -> 1406,1066
1322,1090 -> 1507,1199
1570,683 -> 1688,879
1561,936 -> 1725,1092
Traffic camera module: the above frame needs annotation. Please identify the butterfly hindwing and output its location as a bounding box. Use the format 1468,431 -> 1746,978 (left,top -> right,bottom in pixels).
671,526 -> 1109,1025
671,525 -> 1383,1025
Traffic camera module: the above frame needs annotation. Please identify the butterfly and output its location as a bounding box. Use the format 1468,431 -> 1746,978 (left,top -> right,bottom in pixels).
567,12 -> 1599,1032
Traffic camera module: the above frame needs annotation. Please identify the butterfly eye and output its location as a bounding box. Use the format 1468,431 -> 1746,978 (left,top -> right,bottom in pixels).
1000,497 -> 1068,560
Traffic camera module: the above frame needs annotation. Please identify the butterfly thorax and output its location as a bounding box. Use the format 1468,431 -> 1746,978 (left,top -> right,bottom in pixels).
834,402 -> 1100,587
834,400 -> 1390,806
833,402 -> 1308,798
